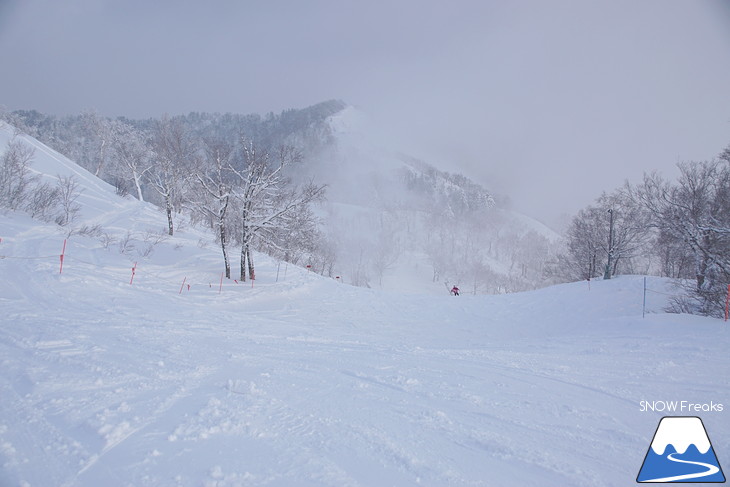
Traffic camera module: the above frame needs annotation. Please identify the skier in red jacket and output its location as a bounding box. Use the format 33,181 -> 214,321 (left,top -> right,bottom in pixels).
450,285 -> 460,296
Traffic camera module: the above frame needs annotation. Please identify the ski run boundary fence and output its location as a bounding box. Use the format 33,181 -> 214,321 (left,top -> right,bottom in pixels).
0,238 -> 271,296
2,237 -> 729,320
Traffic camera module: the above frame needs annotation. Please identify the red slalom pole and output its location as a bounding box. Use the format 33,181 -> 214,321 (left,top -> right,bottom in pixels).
179,276 -> 187,295
130,262 -> 137,285
59,239 -> 67,274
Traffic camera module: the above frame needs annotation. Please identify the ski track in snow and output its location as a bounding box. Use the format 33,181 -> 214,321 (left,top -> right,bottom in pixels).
2,261 -> 727,486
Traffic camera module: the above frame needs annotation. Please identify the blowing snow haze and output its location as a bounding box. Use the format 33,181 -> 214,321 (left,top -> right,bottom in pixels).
1,0 -> 730,225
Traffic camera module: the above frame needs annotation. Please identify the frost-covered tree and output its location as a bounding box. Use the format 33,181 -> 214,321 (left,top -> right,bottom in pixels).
109,120 -> 153,201
0,138 -> 36,211
193,137 -> 235,278
147,116 -> 196,235
229,141 -> 325,281
79,110 -> 113,178
559,190 -> 651,282
631,159 -> 730,316
259,196 -> 324,270
559,209 -> 602,281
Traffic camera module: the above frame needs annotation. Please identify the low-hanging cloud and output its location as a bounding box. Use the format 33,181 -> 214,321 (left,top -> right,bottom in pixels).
1,0 -> 729,227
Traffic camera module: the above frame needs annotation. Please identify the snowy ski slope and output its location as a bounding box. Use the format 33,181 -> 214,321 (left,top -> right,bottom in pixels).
0,124 -> 728,486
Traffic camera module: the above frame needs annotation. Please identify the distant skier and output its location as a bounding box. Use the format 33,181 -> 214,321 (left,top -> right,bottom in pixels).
450,285 -> 460,296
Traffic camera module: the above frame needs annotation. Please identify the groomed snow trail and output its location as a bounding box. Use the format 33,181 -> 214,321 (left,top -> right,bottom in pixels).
1,230 -> 728,487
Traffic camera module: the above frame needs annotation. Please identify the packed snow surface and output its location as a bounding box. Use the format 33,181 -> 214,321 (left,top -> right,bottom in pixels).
1,125 -> 729,486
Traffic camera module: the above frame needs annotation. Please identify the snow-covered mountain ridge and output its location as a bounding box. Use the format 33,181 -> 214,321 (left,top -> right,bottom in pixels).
305,106 -> 562,294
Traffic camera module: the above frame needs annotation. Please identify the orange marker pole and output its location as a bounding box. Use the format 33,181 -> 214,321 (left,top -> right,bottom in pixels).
59,239 -> 67,274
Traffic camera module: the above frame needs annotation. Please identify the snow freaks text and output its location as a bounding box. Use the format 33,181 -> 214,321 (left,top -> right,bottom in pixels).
639,401 -> 724,413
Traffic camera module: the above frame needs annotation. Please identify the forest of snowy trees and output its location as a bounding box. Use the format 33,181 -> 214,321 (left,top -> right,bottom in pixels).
2,100 -> 729,317
557,150 -> 730,318
0,101 -> 343,281
1,100 -> 556,294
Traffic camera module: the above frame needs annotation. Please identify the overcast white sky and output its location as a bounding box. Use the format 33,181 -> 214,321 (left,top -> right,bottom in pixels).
1,0 -> 729,226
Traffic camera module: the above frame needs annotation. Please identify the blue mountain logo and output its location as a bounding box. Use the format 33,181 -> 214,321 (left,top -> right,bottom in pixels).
637,416 -> 725,483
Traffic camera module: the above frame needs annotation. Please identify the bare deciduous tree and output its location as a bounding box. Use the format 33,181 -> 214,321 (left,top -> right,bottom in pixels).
55,174 -> 82,227
0,138 -> 37,211
25,182 -> 59,221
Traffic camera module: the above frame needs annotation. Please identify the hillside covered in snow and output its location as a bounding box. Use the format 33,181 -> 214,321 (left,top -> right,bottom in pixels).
1,121 -> 729,486
5,103 -> 563,295
278,104 -> 563,295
